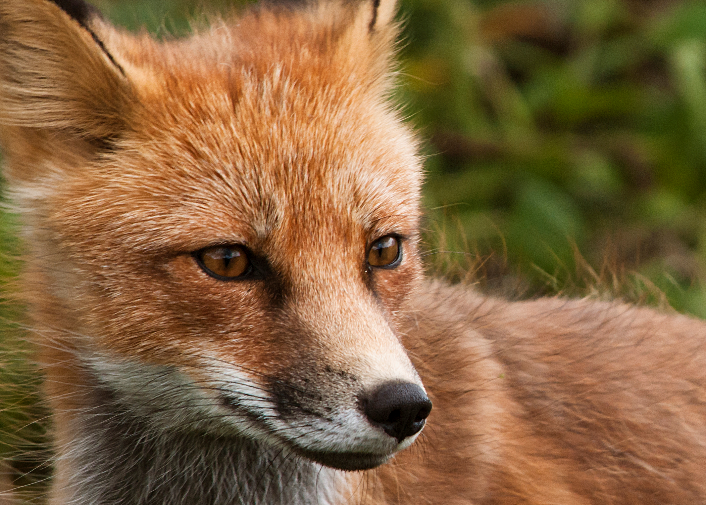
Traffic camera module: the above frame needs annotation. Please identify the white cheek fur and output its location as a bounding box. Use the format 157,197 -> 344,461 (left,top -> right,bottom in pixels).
201,353 -> 403,455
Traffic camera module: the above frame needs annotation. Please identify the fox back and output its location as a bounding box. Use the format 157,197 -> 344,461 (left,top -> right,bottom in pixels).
2,1 -> 706,505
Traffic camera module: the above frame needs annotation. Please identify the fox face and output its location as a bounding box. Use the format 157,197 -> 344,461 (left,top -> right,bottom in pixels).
0,0 -> 430,471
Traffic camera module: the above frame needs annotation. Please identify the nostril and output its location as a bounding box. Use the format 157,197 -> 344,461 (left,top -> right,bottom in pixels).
362,382 -> 432,443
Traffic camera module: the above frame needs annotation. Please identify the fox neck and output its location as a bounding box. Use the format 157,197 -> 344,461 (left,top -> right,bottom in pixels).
50,380 -> 352,505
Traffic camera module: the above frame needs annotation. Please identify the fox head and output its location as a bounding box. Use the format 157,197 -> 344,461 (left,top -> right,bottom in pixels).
0,0 -> 429,470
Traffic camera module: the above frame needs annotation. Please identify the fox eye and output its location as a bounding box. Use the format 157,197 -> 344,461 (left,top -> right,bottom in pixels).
195,245 -> 251,280
368,235 -> 402,269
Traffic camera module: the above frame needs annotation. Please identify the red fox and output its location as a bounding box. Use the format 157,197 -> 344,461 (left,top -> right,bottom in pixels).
1,0 -> 706,503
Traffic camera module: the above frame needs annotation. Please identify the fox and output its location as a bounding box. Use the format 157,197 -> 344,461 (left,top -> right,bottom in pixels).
1,0 -> 706,503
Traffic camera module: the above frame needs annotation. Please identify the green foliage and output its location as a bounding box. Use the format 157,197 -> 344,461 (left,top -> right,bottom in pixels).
399,0 -> 706,316
0,179 -> 50,496
92,0 -> 252,36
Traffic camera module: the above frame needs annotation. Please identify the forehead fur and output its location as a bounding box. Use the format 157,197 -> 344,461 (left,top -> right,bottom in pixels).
55,2 -> 423,253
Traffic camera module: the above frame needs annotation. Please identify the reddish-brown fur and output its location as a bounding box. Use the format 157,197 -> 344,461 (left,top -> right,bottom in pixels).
1,0 -> 706,504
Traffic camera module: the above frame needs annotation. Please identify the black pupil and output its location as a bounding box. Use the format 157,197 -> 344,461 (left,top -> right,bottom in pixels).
375,237 -> 394,255
371,236 -> 399,266
221,248 -> 236,265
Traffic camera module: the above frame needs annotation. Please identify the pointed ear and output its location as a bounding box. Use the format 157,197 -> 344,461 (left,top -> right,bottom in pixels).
0,0 -> 131,142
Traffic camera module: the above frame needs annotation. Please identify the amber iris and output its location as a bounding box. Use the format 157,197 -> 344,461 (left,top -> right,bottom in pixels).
368,235 -> 401,268
197,245 -> 250,279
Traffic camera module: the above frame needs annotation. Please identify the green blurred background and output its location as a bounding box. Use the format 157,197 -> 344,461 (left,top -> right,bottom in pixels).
3,0 -> 706,494
397,0 -> 706,314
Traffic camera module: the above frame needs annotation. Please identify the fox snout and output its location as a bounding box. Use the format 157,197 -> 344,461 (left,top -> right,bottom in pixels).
213,353 -> 431,471
281,380 -> 431,471
239,292 -> 432,470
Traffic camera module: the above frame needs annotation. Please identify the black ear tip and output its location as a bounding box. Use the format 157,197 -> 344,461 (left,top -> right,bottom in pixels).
46,0 -> 123,76
48,0 -> 101,29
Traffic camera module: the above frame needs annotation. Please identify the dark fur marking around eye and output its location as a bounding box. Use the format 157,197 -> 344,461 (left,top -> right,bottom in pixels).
47,0 -> 126,77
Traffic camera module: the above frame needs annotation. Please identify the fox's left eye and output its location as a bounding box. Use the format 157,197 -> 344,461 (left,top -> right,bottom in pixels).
368,235 -> 402,268
194,245 -> 252,280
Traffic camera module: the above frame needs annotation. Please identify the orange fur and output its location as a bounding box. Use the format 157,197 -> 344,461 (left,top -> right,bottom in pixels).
1,0 -> 706,504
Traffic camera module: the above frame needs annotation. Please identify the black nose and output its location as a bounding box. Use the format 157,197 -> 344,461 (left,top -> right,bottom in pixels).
362,382 -> 432,443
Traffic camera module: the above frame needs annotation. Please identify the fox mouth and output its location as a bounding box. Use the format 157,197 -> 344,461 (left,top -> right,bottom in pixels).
218,393 -> 395,470
293,447 -> 392,471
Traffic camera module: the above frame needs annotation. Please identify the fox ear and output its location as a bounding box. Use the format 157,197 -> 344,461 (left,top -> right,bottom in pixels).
0,0 -> 131,143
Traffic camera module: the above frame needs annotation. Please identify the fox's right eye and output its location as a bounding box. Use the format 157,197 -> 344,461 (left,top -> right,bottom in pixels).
194,245 -> 252,280
368,235 -> 402,268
